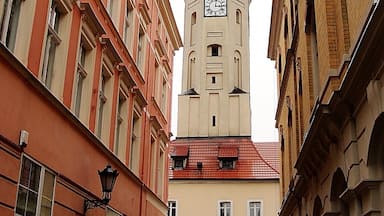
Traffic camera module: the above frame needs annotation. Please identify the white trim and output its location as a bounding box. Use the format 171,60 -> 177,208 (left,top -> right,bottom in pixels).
217,200 -> 233,216
168,200 -> 177,216
15,155 -> 56,216
247,200 -> 263,216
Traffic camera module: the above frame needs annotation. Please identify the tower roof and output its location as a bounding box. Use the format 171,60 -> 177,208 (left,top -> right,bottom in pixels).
169,137 -> 280,180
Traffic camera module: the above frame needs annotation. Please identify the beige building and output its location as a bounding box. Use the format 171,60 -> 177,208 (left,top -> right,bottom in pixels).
169,0 -> 280,215
168,139 -> 280,216
268,0 -> 384,215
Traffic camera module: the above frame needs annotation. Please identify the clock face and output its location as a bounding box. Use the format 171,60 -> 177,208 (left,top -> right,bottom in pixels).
204,0 -> 227,17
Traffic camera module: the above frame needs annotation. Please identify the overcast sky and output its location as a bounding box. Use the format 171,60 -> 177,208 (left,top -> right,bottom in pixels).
169,0 -> 278,142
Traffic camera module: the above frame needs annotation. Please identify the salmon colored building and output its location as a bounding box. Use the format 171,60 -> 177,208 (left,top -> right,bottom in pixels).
0,0 -> 181,215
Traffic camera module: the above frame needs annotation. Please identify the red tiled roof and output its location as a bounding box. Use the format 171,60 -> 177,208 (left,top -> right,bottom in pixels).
254,142 -> 280,172
218,146 -> 238,158
171,145 -> 189,157
169,137 -> 280,180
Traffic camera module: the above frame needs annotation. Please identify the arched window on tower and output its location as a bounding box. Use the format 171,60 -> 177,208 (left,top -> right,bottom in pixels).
234,51 -> 242,89
207,44 -> 221,57
236,9 -> 241,24
191,12 -> 196,25
235,9 -> 242,45
190,12 -> 197,45
187,51 -> 196,90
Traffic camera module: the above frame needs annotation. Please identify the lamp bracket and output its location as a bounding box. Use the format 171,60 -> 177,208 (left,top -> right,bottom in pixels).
83,198 -> 108,213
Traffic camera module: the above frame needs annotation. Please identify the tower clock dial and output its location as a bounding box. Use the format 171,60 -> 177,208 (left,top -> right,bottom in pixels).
204,0 -> 227,17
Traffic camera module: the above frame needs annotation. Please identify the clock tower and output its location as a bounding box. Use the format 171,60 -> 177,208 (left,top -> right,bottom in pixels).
177,0 -> 251,137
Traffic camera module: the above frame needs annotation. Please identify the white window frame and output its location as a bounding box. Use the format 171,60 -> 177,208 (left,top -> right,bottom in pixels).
73,41 -> 88,117
218,200 -> 232,216
137,26 -> 146,73
114,85 -> 128,160
15,156 -> 56,216
0,0 -> 22,51
96,63 -> 112,139
123,0 -> 134,50
129,105 -> 142,175
168,200 -> 177,216
41,0 -> 63,88
248,200 -> 263,216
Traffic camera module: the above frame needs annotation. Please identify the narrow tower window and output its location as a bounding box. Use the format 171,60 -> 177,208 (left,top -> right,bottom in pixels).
208,44 -> 221,57
212,76 -> 216,84
191,12 -> 196,25
236,10 -> 241,24
212,115 -> 216,127
212,45 -> 219,56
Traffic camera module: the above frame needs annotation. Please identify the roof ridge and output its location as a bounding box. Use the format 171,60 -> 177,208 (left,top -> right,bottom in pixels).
251,143 -> 280,175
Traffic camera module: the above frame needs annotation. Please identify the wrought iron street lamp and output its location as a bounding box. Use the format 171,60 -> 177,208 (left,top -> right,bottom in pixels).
84,165 -> 119,213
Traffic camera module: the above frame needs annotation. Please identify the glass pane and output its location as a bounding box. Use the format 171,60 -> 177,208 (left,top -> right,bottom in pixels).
29,162 -> 41,192
6,0 -> 22,50
20,158 -> 32,187
25,190 -> 38,216
15,187 -> 28,215
250,207 -> 255,216
42,171 -> 55,198
40,197 -> 52,216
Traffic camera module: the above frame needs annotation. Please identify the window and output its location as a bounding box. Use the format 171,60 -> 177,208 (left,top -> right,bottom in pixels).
137,27 -> 145,72
41,0 -> 61,89
173,158 -> 187,170
208,44 -> 221,57
212,76 -> 216,84
73,42 -> 88,117
114,89 -> 128,160
219,201 -> 231,216
219,159 -> 235,169
157,146 -> 165,196
15,157 -> 55,216
212,115 -> 216,127
212,46 -> 218,56
161,76 -> 168,113
130,109 -> 141,174
149,136 -> 157,189
123,0 -> 134,49
0,0 -> 22,51
234,51 -> 241,88
168,201 -> 176,216
106,0 -> 114,15
96,68 -> 111,139
236,9 -> 241,24
249,201 -> 261,216
191,12 -> 196,25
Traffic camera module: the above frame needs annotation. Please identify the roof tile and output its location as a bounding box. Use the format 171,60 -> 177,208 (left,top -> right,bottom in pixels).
169,137 -> 280,180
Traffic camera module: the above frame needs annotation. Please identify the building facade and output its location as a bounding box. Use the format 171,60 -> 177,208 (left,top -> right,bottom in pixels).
169,139 -> 280,216
268,0 -> 384,215
0,0 -> 181,215
169,0 -> 280,215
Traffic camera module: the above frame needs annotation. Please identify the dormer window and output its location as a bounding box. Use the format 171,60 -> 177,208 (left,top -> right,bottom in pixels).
173,157 -> 187,170
171,146 -> 189,170
220,159 -> 236,169
218,147 -> 238,169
